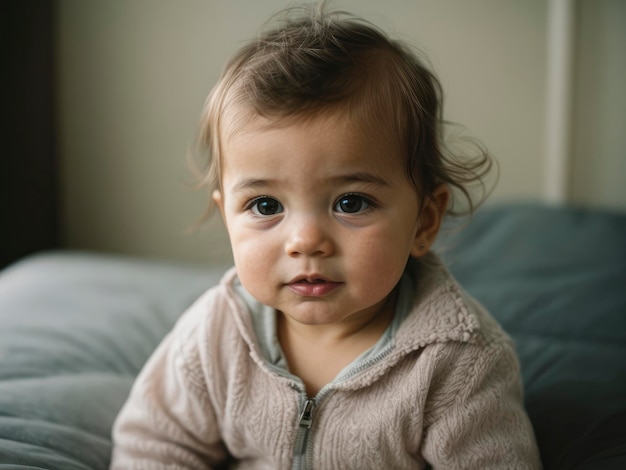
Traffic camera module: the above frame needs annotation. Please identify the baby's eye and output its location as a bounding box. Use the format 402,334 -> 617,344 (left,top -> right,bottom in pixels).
248,197 -> 283,216
334,194 -> 371,214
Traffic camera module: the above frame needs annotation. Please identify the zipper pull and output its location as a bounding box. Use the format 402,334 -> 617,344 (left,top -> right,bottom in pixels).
298,399 -> 315,429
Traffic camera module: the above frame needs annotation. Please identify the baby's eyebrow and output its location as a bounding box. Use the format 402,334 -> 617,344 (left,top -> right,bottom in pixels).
230,172 -> 390,193
231,178 -> 276,193
330,172 -> 391,188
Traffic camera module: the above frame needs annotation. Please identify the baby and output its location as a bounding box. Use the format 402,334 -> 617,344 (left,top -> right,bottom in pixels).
111,4 -> 541,469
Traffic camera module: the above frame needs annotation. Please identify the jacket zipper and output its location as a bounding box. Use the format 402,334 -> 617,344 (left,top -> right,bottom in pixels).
292,397 -> 315,470
288,346 -> 396,469
299,398 -> 315,430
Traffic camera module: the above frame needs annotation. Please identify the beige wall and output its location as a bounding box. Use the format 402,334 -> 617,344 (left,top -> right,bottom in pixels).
55,0 -> 622,265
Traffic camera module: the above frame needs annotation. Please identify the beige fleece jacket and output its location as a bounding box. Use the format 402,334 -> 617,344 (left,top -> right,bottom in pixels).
111,255 -> 541,469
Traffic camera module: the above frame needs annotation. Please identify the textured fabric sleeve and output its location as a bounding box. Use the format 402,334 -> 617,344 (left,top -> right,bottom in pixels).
421,338 -> 542,469
110,302 -> 228,469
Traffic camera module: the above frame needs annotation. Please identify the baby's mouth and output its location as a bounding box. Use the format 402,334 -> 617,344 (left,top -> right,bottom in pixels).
287,276 -> 342,297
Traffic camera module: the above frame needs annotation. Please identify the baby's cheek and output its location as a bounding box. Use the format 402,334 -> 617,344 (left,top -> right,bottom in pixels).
232,234 -> 268,265
352,245 -> 408,296
234,241 -> 281,294
232,247 -> 264,283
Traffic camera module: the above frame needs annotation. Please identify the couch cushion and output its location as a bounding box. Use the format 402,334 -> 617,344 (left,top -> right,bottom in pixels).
0,252 -> 224,469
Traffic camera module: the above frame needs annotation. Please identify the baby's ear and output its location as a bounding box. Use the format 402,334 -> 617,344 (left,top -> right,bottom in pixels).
411,184 -> 449,257
212,190 -> 225,219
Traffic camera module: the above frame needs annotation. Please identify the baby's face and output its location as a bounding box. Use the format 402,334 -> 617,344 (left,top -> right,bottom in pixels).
214,112 -> 425,327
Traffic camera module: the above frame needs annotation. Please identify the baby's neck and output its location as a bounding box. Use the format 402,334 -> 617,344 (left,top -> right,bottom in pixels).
277,297 -> 396,396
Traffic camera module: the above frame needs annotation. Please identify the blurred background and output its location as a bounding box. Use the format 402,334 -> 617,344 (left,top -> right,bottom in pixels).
2,0 -> 625,268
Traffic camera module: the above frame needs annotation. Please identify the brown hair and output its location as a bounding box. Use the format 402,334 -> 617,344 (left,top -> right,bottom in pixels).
193,3 -> 494,217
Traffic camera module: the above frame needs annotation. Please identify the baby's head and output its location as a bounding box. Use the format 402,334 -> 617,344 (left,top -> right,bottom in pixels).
195,4 -> 495,325
197,3 -> 492,220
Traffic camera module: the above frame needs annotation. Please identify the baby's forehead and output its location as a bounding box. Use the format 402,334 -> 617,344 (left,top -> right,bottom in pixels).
222,105 -> 401,152
219,108 -> 407,183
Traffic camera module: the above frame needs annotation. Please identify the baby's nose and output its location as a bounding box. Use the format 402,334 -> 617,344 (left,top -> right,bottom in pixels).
284,217 -> 334,257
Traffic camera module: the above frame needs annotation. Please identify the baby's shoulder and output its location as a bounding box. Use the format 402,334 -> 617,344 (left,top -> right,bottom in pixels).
411,254 -> 513,348
459,290 -> 514,350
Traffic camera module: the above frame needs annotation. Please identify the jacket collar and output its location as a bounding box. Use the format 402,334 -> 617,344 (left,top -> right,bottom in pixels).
329,253 -> 481,391
394,253 -> 480,351
221,252 -> 481,387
